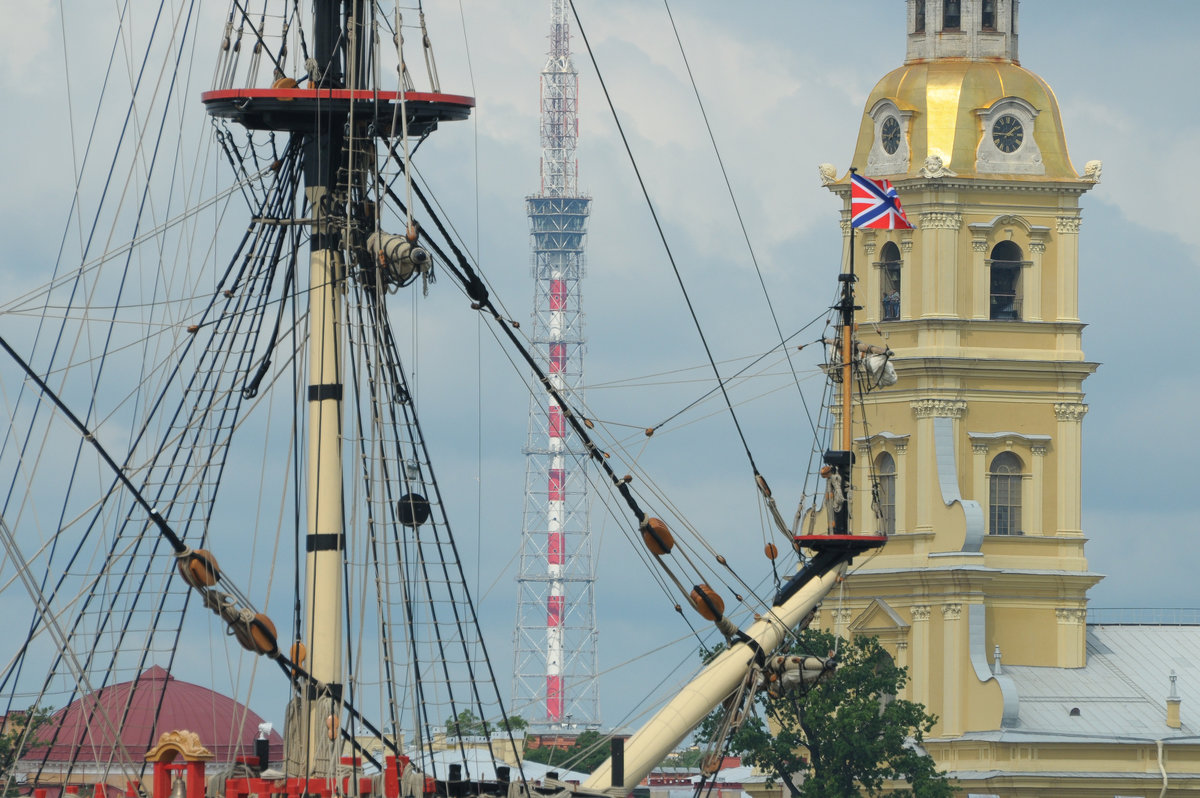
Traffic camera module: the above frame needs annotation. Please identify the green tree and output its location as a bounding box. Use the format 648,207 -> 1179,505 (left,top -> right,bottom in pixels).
444,709 -> 486,738
1,706 -> 53,796
498,715 -> 528,734
704,631 -> 953,798
443,710 -> 527,738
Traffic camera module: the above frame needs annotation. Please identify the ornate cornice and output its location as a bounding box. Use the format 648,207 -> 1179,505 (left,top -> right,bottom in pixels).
1056,607 -> 1086,625
972,239 -> 989,253
890,177 -> 1094,196
967,431 -> 1052,448
910,605 -> 931,622
1056,216 -> 1082,234
919,211 -> 963,231
894,440 -> 908,455
1029,240 -> 1047,254
972,443 -> 989,455
900,236 -> 914,253
942,603 -> 963,621
911,399 -> 967,419
1054,402 -> 1089,422
1031,444 -> 1048,456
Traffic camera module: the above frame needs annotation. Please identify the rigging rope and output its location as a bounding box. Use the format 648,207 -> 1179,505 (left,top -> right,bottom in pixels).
381,144 -> 651,526
568,0 -> 764,483
661,0 -> 822,445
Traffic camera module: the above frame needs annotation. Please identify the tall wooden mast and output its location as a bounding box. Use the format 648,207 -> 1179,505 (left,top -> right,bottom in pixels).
202,0 -> 472,779
300,0 -> 351,779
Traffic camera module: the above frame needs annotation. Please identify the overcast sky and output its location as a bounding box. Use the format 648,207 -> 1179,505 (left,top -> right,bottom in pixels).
2,0 -> 1198,737
408,0 -> 1200,729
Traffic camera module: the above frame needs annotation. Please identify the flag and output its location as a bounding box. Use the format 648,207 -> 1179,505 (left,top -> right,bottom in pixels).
850,172 -> 914,230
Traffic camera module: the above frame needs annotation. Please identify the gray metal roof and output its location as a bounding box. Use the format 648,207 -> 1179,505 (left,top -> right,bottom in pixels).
968,625 -> 1200,743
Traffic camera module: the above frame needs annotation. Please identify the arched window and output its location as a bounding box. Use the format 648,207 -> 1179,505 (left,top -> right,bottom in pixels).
982,0 -> 997,30
988,451 -> 1023,535
943,0 -> 961,30
875,452 -> 896,535
914,0 -> 926,33
989,240 -> 1023,320
880,242 -> 901,321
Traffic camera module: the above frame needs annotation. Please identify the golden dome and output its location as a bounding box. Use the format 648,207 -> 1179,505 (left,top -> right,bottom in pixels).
850,59 -> 1081,181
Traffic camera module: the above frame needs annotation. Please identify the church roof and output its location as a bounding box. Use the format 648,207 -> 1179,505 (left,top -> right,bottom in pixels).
956,625 -> 1200,744
25,665 -> 284,764
850,59 -> 1080,181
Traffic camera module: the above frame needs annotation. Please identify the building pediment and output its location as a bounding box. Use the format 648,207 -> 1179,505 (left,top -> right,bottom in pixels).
849,598 -> 910,636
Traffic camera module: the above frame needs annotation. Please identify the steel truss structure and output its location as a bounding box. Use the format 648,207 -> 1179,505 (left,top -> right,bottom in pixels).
511,0 -> 599,731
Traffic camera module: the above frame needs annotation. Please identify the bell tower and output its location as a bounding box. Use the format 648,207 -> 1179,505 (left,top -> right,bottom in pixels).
819,0 -> 1103,738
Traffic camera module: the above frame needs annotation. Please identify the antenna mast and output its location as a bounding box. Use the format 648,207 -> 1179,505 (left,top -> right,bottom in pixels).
513,0 -> 600,731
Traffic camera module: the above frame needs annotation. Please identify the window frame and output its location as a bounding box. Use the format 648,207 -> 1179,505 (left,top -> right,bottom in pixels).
943,0 -> 962,30
875,452 -> 897,535
981,0 -> 997,30
987,451 -> 1024,536
878,241 -> 902,321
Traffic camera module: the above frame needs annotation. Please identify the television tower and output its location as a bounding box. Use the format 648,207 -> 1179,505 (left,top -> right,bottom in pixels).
512,0 -> 599,730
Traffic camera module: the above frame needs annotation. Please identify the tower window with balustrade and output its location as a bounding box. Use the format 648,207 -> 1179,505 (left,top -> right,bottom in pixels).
988,240 -> 1025,320
879,242 -> 902,321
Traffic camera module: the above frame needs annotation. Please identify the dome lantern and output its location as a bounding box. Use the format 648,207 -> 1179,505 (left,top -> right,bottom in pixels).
906,0 -> 1019,65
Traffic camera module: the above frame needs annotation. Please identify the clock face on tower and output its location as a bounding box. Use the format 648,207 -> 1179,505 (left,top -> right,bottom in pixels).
992,114 -> 1024,153
881,116 -> 901,155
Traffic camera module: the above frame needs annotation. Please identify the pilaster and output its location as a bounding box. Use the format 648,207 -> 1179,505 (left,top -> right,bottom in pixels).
1029,443 -> 1047,535
971,441 -> 988,509
1054,403 -> 1088,535
910,605 -> 931,710
1055,606 -> 1087,668
942,602 -> 964,736
1027,238 -> 1046,321
894,439 -> 909,535
1056,216 -> 1082,321
970,236 -> 989,319
900,234 -> 914,319
857,440 -> 874,532
863,232 -> 879,322
919,211 -> 962,318
912,400 -> 967,538
913,405 -> 935,534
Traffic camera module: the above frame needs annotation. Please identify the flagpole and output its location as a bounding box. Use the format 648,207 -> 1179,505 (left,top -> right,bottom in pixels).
843,168 -> 856,459
832,168 -> 911,536
819,166 -> 860,538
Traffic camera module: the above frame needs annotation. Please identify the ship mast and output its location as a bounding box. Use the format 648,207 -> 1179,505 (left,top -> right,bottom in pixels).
202,1 -> 471,778
300,0 -> 353,779
829,169 -> 860,538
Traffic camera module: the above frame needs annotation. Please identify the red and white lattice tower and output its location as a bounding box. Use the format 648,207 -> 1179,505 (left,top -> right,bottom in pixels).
512,0 -> 599,730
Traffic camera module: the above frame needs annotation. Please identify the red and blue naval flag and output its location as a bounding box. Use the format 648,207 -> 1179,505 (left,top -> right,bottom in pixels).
850,172 -> 914,230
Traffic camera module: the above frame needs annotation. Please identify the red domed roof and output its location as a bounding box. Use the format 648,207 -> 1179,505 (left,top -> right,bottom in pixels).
27,666 -> 284,764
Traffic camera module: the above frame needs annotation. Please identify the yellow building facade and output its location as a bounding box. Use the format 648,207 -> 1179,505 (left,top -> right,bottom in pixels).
814,1 -> 1200,795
